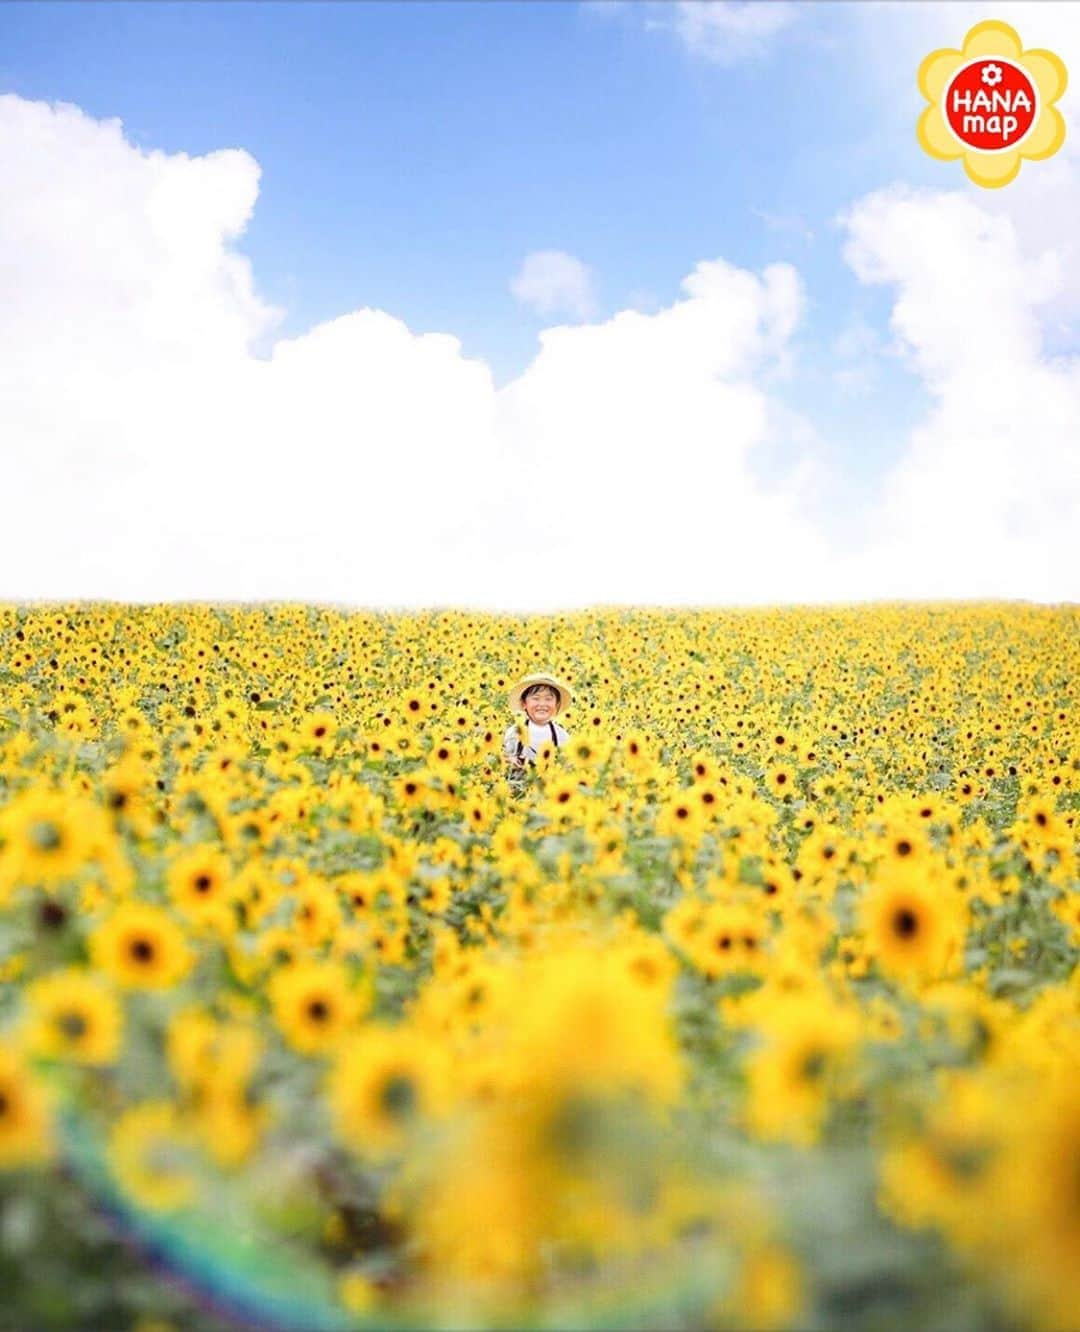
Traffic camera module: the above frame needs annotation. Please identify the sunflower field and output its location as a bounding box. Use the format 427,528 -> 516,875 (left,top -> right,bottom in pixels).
0,601 -> 1077,1332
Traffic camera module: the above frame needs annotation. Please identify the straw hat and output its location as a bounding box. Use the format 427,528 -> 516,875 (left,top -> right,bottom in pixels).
507,671 -> 572,716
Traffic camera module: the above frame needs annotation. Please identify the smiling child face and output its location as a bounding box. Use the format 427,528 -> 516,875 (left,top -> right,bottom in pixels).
523,685 -> 559,725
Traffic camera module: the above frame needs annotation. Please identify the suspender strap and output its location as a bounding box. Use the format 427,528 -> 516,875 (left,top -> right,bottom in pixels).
516,723 -> 558,761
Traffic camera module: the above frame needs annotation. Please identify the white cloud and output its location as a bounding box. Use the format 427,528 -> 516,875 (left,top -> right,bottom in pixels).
656,1 -> 800,65
0,94 -> 839,609
510,250 -> 596,321
0,90 -> 1076,611
825,2 -> 1080,599
839,185 -> 1080,601
850,2 -> 1080,323
494,258 -> 839,606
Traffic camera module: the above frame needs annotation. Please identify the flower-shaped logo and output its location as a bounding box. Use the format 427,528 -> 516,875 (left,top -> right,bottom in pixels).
918,20 -> 1067,188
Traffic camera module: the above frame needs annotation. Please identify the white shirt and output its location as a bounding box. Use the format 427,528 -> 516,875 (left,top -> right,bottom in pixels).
503,718 -> 570,766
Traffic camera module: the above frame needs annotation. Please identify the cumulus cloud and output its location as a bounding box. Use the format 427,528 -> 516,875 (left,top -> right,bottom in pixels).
840,185 -> 1080,601
829,2 -> 1080,601
510,250 -> 596,321
0,94 -> 499,606
0,93 -> 837,609
494,257 -> 840,607
0,90 -> 1076,610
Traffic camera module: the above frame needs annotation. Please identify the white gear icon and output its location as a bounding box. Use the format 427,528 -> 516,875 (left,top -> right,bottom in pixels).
982,63 -> 1004,87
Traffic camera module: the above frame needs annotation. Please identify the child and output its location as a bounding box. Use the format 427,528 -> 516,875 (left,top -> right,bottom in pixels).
503,672 -> 572,771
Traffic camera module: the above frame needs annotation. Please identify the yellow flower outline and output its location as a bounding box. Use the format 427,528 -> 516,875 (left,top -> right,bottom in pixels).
917,19 -> 1067,188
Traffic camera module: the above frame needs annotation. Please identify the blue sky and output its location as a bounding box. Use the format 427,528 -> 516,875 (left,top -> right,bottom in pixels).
0,0 -> 946,496
1,1 -> 1076,605
0,2 -> 921,370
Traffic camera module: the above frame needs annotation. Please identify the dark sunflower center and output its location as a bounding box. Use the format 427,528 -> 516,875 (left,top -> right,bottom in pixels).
130,938 -> 155,963
893,908 -> 919,938
38,901 -> 67,929
380,1075 -> 417,1119
57,1011 -> 88,1040
307,999 -> 329,1022
30,821 -> 63,852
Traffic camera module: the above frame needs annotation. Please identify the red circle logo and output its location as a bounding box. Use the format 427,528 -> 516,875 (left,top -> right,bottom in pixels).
943,59 -> 1038,151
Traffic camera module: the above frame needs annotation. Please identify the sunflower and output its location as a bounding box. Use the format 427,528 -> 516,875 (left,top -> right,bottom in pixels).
994,1072 -> 1080,1328
107,1100 -> 197,1212
194,1084 -> 267,1170
759,857 -> 795,908
166,846 -> 234,924
90,903 -> 194,990
0,788 -> 95,889
687,751 -> 717,785
25,968 -> 123,1065
300,711 -> 338,752
692,781 -> 723,821
1018,798 -> 1071,857
463,792 -> 495,834
291,878 -> 343,947
428,737 -> 460,771
621,731 -> 659,776
491,818 -> 527,862
1050,892 -> 1080,946
725,1243 -> 805,1332
327,1023 -> 446,1158
270,960 -> 366,1056
101,758 -> 153,829
655,793 -> 706,842
393,770 -> 433,810
566,736 -> 605,770
0,1041 -> 54,1167
860,866 -> 967,985
876,823 -> 930,868
765,765 -> 796,800
685,903 -> 768,980
743,1001 -> 861,1145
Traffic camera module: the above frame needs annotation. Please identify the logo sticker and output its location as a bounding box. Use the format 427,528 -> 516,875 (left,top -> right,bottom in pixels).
918,20 -> 1067,187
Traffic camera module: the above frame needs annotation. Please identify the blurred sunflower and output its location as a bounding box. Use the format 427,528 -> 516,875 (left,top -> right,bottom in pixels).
860,866 -> 967,985
90,903 -> 194,990
166,846 -> 234,924
327,1023 -> 447,1158
107,1100 -> 197,1212
0,1041 -> 54,1167
25,968 -> 123,1065
270,960 -> 366,1056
